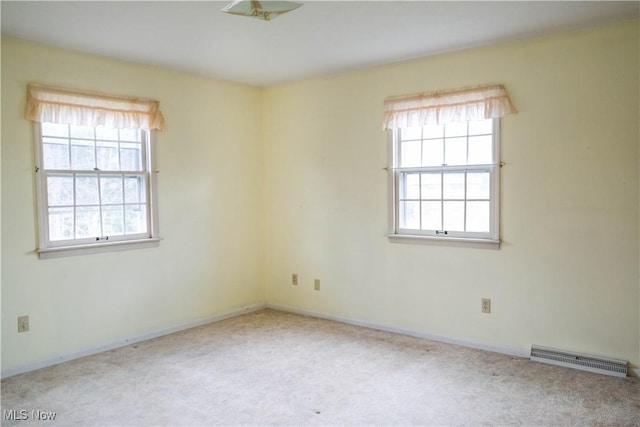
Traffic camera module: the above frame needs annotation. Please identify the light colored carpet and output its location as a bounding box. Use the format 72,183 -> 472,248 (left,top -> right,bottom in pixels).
1,309 -> 639,426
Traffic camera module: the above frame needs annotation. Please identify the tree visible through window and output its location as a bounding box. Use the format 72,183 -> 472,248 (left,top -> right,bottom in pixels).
41,123 -> 149,242
26,84 -> 165,258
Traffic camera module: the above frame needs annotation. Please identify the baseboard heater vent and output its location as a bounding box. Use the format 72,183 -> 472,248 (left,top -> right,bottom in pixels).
530,345 -> 627,378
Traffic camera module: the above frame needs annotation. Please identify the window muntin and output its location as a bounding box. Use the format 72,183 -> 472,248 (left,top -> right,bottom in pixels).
36,122 -> 155,250
392,118 -> 499,241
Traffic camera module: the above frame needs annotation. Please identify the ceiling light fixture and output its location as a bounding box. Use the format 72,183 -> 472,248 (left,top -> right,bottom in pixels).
221,0 -> 302,21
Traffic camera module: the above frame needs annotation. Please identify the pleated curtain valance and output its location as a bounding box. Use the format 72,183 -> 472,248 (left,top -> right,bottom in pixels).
383,84 -> 516,130
25,84 -> 166,131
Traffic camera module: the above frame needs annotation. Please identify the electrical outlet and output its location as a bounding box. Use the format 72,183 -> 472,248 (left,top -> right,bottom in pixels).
481,298 -> 491,314
314,279 -> 320,291
292,273 -> 298,285
18,315 -> 30,333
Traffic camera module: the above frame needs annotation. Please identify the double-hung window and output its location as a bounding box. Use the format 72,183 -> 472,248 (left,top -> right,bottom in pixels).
393,118 -> 498,239
384,84 -> 516,247
27,84 -> 166,258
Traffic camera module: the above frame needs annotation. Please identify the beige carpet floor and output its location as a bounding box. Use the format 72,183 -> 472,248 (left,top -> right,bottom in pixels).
1,309 -> 639,426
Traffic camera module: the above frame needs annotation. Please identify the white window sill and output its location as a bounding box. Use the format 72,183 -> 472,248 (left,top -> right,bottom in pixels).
37,238 -> 161,259
387,234 -> 500,249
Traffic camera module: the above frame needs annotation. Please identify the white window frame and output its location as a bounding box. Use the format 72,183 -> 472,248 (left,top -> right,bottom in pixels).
34,122 -> 161,259
387,119 -> 501,249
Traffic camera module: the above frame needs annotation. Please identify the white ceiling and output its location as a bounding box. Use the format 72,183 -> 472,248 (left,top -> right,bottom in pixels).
2,1 -> 638,87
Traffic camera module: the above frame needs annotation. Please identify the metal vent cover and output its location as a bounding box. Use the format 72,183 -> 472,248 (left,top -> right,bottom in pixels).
530,345 -> 627,378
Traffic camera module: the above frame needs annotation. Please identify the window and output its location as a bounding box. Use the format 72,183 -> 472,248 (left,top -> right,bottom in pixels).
383,84 -> 515,247
391,119 -> 499,243
27,84 -> 165,258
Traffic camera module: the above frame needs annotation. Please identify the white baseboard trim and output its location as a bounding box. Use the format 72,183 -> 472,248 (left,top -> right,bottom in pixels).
1,303 -> 266,379
266,303 -> 640,378
266,303 -> 530,359
5,302 -> 637,379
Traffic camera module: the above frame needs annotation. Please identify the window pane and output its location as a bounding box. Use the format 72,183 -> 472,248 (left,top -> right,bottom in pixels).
467,172 -> 490,200
443,201 -> 465,231
400,140 -> 421,167
444,137 -> 467,165
37,121 -> 156,249
75,175 -> 99,205
422,139 -> 443,166
71,139 -> 95,170
95,126 -> 118,141
41,123 -> 68,137
399,201 -> 420,229
468,135 -> 493,165
48,207 -> 73,241
467,201 -> 490,232
125,204 -> 147,234
445,122 -> 467,137
119,128 -> 141,142
443,173 -> 465,199
421,201 -> 441,231
124,176 -> 146,204
401,127 -> 421,141
75,206 -> 101,238
43,138 -> 70,169
97,142 -> 119,170
70,125 -> 94,139
423,124 -> 444,139
401,173 -> 420,199
102,205 -> 124,237
100,175 -> 123,205
47,175 -> 74,206
421,173 -> 441,199
468,119 -> 493,136
392,117 -> 498,239
121,143 -> 142,171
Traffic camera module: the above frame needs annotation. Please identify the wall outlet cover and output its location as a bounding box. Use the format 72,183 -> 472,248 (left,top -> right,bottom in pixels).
481,298 -> 491,314
18,315 -> 30,333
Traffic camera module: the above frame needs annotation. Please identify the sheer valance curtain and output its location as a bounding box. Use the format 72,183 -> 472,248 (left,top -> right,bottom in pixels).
25,84 -> 166,131
383,84 -> 516,130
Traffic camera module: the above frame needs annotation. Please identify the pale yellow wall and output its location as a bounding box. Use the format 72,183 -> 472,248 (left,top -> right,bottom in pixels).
263,21 -> 640,366
3,19 -> 639,375
1,38 -> 265,372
